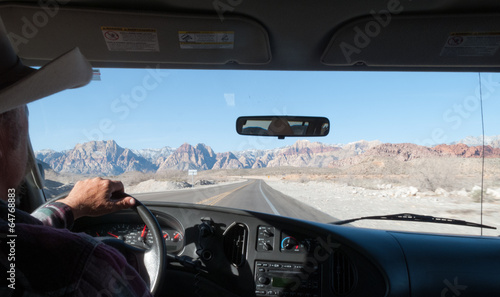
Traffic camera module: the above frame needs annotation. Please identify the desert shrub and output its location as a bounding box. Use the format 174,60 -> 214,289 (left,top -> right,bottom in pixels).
470,188 -> 495,203
298,176 -> 309,183
410,158 -> 459,191
470,188 -> 485,203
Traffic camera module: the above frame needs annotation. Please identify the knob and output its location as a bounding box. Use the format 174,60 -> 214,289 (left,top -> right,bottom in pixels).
262,242 -> 273,251
258,276 -> 270,285
282,237 -> 298,250
199,217 -> 214,237
263,229 -> 274,237
199,222 -> 214,237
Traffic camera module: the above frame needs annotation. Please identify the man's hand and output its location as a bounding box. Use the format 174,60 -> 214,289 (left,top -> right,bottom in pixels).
58,177 -> 135,219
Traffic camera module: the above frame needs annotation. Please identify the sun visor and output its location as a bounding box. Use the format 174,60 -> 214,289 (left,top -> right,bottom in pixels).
321,14 -> 500,68
0,5 -> 271,66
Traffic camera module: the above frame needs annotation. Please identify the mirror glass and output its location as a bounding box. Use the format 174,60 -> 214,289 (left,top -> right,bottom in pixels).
236,116 -> 330,139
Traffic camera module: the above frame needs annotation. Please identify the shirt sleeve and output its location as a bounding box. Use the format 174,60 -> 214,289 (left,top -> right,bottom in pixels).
31,201 -> 75,229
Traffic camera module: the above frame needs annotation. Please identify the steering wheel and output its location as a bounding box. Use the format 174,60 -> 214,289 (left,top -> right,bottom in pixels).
34,197 -> 166,296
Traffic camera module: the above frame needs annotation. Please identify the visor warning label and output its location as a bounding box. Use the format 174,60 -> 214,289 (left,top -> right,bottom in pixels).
441,32 -> 500,57
101,27 -> 160,52
178,31 -> 234,49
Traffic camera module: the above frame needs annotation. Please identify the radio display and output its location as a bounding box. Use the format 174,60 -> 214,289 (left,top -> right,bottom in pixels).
272,276 -> 297,288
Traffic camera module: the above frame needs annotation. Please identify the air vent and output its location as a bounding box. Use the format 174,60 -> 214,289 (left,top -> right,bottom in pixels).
223,223 -> 248,267
331,250 -> 357,296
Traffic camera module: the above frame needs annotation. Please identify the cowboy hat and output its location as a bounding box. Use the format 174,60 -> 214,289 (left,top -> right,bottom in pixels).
0,19 -> 92,114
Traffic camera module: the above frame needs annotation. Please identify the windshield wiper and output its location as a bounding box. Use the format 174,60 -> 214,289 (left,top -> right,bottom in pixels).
331,213 -> 496,230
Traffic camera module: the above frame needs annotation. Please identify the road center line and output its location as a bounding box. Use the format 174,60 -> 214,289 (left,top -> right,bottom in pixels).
259,180 -> 280,216
196,182 -> 253,206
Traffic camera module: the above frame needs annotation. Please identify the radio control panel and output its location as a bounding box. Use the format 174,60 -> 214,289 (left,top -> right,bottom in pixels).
254,261 -> 320,296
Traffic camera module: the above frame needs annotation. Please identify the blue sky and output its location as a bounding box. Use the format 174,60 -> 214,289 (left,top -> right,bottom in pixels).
28,69 -> 500,153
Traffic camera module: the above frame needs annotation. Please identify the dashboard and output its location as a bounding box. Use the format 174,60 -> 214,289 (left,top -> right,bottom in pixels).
73,201 -> 500,297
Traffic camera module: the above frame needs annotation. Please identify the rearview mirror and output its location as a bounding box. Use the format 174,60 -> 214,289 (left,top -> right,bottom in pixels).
236,116 -> 330,139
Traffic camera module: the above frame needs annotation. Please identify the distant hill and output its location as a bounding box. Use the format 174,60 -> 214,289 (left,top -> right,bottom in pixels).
453,135 -> 500,148
329,143 -> 500,168
156,143 -> 217,171
131,147 -> 175,164
36,137 -> 500,176
36,140 -> 156,176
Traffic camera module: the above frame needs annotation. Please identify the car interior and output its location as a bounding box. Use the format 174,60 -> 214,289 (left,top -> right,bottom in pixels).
1,0 -> 500,296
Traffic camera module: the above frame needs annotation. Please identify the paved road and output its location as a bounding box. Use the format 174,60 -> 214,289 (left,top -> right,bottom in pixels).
134,179 -> 336,223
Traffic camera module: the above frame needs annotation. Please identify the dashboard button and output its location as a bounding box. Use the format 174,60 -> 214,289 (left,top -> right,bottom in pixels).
258,276 -> 271,285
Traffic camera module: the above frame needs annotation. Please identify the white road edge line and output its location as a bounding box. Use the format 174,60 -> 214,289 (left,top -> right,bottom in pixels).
259,180 -> 280,216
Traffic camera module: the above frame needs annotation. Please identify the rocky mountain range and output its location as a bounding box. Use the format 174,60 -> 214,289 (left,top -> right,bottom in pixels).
36,140 -> 156,175
35,136 -> 500,176
157,143 -> 217,171
329,142 -> 500,168
131,147 -> 175,164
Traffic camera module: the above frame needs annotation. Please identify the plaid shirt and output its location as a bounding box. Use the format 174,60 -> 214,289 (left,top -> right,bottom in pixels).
31,202 -> 75,229
0,200 -> 151,297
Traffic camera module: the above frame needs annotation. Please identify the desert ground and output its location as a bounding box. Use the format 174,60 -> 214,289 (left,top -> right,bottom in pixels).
262,175 -> 500,236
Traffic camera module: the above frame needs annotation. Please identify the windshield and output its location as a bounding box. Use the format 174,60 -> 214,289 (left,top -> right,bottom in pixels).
29,69 -> 500,236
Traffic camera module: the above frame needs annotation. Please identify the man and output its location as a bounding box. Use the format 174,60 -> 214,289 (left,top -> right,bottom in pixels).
0,20 -> 151,296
